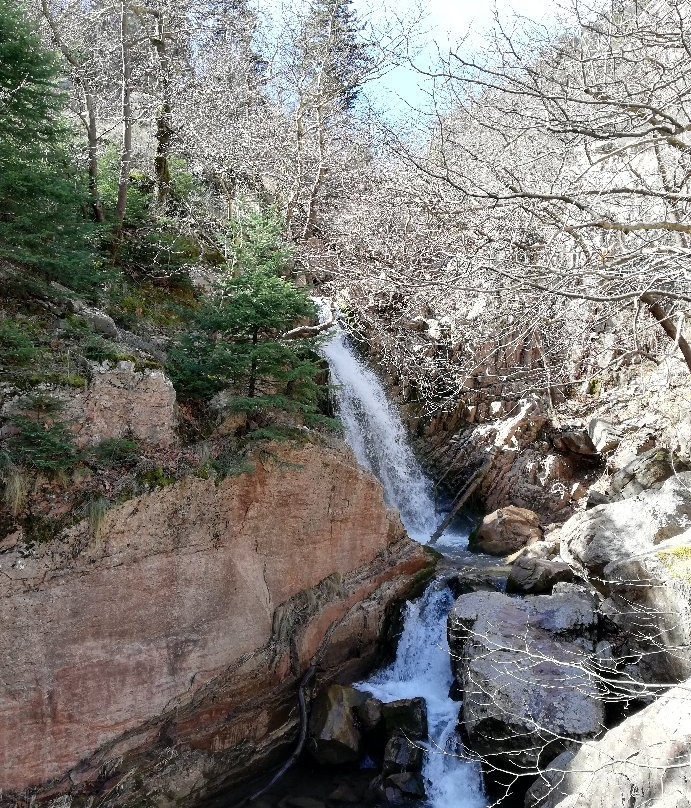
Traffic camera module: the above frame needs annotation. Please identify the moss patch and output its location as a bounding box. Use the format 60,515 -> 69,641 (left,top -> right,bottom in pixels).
658,546 -> 691,582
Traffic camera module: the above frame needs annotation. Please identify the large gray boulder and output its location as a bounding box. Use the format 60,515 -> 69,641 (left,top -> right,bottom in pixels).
506,556 -> 575,594
561,473 -> 691,684
448,585 -> 605,795
525,679 -> 691,808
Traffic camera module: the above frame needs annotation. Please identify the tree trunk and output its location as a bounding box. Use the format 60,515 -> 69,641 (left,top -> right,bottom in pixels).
115,0 -> 133,231
151,10 -> 173,209
640,293 -> 691,374
40,1 -> 104,222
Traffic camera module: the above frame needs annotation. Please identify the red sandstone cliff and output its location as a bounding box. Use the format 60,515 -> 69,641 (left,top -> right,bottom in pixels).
0,442 -> 433,807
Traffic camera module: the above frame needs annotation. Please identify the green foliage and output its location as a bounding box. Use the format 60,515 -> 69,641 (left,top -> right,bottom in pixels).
226,209 -> 292,276
7,415 -> 79,473
107,279 -> 198,331
0,319 -> 41,367
99,146 -> 152,226
137,466 -> 175,489
167,267 -> 323,423
91,437 -> 140,468
0,0 -> 102,295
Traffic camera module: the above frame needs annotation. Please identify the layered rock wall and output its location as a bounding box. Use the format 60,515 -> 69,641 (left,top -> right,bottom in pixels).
0,442 -> 433,807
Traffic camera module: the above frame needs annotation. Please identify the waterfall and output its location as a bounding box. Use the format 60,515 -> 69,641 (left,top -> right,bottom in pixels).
317,302 -> 436,539
317,302 -> 486,808
360,586 -> 485,808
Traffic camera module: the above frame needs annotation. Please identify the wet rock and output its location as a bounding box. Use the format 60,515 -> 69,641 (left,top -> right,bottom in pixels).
328,782 -> 362,804
607,447 -> 690,500
382,732 -> 424,775
279,799 -> 326,808
471,506 -> 543,555
354,695 -> 383,733
387,772 -> 426,799
448,588 -> 604,797
369,772 -> 426,804
308,685 -> 366,765
525,679 -> 691,808
506,556 -> 575,595
381,698 -> 428,741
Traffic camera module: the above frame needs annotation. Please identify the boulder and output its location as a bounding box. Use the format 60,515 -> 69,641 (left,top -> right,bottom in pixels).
471,506 -> 543,555
607,447 -> 690,500
78,305 -> 119,338
381,698 -> 428,741
382,732 -> 424,775
354,695 -> 383,733
587,419 -> 623,454
448,586 -> 604,797
308,685 -> 366,765
560,473 -> 691,685
525,679 -> 691,808
506,556 -> 575,595
369,772 -> 426,804
552,429 -> 598,457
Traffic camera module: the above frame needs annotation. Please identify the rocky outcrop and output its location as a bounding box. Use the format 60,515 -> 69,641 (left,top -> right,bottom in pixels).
448,585 -> 605,797
561,472 -> 691,685
525,678 -> 691,808
60,360 -> 178,448
471,505 -> 543,555
0,442 -> 433,807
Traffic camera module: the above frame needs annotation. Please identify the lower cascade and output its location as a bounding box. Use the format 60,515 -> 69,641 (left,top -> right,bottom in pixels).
318,306 -> 486,807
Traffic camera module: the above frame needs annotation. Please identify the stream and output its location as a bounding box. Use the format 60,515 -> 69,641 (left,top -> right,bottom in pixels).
318,306 -> 486,808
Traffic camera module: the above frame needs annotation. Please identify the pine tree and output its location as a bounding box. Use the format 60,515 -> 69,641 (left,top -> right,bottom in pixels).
299,0 -> 372,110
0,0 -> 99,293
168,269 -> 324,418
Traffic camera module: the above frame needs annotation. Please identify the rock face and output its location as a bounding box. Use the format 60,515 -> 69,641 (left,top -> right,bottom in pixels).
61,360 -> 178,448
448,585 -> 605,796
471,505 -> 543,555
607,447 -> 690,500
561,472 -> 691,684
0,442 -> 433,807
525,678 -> 691,808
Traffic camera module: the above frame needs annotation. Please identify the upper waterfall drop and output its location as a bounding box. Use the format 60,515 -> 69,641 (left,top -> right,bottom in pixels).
316,300 -> 437,540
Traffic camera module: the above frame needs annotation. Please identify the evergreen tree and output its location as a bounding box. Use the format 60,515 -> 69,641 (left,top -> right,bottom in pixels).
0,0 -> 99,293
299,0 -> 372,110
168,268 -> 324,422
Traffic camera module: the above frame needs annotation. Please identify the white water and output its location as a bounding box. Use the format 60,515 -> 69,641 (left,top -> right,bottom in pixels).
317,303 -> 486,808
360,587 -> 485,808
317,303 -> 436,539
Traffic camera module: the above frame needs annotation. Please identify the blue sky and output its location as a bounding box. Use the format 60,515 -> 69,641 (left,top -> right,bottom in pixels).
355,0 -> 557,114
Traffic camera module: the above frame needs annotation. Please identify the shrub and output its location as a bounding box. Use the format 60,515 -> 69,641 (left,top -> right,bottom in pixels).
0,320 -> 41,367
91,437 -> 140,468
7,416 -> 79,473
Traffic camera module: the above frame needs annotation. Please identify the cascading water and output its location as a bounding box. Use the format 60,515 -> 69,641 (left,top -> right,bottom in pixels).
317,303 -> 486,807
361,587 -> 485,808
317,303 -> 436,540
